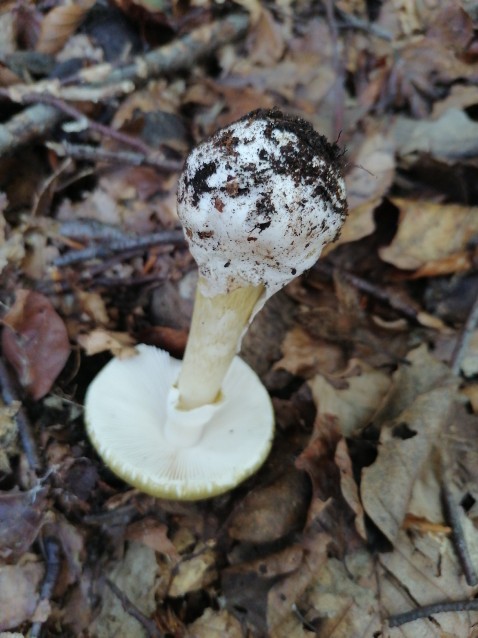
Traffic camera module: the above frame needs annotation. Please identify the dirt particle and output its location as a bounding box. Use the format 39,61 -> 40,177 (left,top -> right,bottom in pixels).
197,230 -> 214,239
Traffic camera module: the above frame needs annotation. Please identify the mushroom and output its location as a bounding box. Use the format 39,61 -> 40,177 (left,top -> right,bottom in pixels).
85,108 -> 347,500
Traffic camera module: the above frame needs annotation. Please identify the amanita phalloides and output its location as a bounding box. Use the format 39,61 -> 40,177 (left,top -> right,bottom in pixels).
85,108 -> 347,500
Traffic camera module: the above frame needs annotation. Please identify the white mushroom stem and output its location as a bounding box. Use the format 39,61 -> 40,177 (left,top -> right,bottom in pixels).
177,278 -> 264,410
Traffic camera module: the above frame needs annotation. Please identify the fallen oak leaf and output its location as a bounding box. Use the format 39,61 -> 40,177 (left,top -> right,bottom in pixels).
361,386 -> 455,544
0,559 -> 44,631
1,290 -> 70,400
77,328 -> 136,358
0,487 -> 48,561
35,0 -> 95,55
379,198 -> 478,277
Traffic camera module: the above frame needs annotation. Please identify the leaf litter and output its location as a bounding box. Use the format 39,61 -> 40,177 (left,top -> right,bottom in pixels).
1,0 -> 478,636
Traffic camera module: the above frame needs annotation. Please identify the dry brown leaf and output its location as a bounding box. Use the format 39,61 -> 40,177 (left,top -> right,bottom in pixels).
361,386 -> 454,544
0,488 -> 47,560
331,132 -> 395,249
0,401 -> 18,473
462,383 -> 478,413
90,542 -> 159,638
2,290 -> 70,400
222,545 -> 304,633
267,500 -> 334,631
380,530 -> 478,637
36,0 -> 95,55
274,326 -> 344,379
169,543 -> 216,597
227,470 -> 309,543
77,291 -> 110,326
380,198 -> 478,275
0,196 -> 25,276
300,550 -> 380,638
460,330 -> 478,378
393,108 -> 478,162
187,608 -> 243,638
77,328 -> 136,358
247,8 -> 285,66
125,518 -> 178,559
335,438 -> 367,540
0,558 -> 44,631
373,344 -> 454,426
308,360 -> 391,436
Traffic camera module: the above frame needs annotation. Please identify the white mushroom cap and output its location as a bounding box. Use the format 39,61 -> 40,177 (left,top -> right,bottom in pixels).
85,345 -> 274,500
177,108 -> 347,299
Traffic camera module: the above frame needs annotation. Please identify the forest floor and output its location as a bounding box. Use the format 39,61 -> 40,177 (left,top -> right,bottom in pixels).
1,0 -> 478,636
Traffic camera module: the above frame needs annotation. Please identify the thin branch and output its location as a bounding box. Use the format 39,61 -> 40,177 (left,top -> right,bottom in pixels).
12,91 -> 168,159
54,229 -> 186,266
0,357 -> 41,472
79,13 -> 249,86
48,141 -> 183,172
314,261 -> 441,325
30,536 -> 62,638
441,479 -> 478,586
0,103 -> 62,157
58,218 -> 131,242
388,598 -> 478,628
106,579 -> 164,638
450,292 -> 478,375
0,14 -> 249,157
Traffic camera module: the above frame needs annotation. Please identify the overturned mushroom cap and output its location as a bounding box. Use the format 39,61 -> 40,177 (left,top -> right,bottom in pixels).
85,345 -> 274,500
177,108 -> 347,298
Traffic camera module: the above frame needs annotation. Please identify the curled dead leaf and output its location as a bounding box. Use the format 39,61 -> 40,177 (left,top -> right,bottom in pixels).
0,558 -> 44,631
2,290 -> 70,400
0,487 -> 48,560
77,328 -> 136,358
36,0 -> 95,55
380,198 -> 478,276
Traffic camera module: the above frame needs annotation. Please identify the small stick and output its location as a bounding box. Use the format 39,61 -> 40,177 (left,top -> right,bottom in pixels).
49,141 -> 182,172
334,6 -> 392,40
0,103 -> 62,157
54,229 -> 186,266
0,357 -> 41,471
441,479 -> 478,586
59,218 -> 130,242
30,536 -> 62,638
83,13 -> 248,86
0,14 -> 249,157
92,274 -> 166,288
14,92 -> 167,159
388,598 -> 478,628
450,293 -> 478,375
314,261 -> 433,323
106,579 -> 164,638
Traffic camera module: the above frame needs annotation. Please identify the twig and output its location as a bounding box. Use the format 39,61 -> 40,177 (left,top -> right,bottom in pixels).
441,479 -> 478,586
80,12 -> 249,86
55,229 -> 185,266
106,578 -> 163,638
92,274 -> 166,287
388,598 -> 478,628
0,357 -> 41,471
314,261 -> 425,322
334,6 -> 392,40
0,14 -> 249,157
30,536 -> 62,638
14,92 -> 170,160
450,292 -> 478,375
0,103 -> 62,157
48,141 -> 183,172
58,218 -> 130,242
